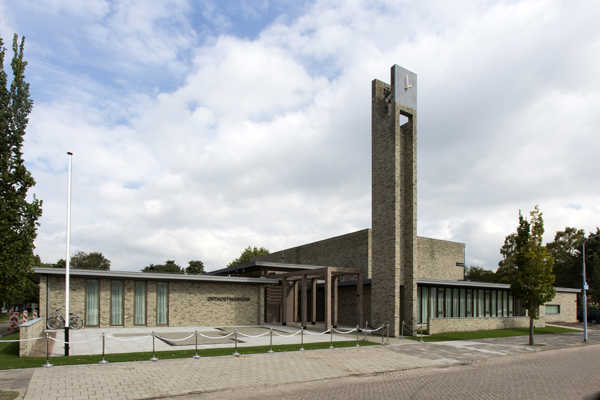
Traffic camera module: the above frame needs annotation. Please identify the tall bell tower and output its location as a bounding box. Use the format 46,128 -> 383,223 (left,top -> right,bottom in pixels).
371,65 -> 418,336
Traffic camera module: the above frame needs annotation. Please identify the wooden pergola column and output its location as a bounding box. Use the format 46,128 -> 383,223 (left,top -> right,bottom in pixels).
357,271 -> 364,328
301,274 -> 307,327
333,276 -> 339,327
311,278 -> 317,324
325,269 -> 332,329
281,277 -> 288,325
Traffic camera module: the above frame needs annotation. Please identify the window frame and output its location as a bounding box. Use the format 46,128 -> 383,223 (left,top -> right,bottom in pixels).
134,280 -> 148,326
85,278 -> 100,327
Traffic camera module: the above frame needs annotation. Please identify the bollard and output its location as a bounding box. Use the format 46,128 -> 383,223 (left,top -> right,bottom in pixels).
193,330 -> 200,359
99,332 -> 108,364
150,332 -> 158,361
329,326 -> 334,349
267,327 -> 274,353
299,326 -> 304,352
43,332 -> 53,368
401,321 -> 404,337
233,330 -> 240,357
355,324 -> 360,347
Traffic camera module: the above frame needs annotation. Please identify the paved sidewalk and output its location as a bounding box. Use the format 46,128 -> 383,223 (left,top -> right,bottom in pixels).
19,332 -> 599,400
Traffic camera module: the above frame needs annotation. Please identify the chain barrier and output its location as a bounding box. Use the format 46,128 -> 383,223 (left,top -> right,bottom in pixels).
3,322 -> 390,367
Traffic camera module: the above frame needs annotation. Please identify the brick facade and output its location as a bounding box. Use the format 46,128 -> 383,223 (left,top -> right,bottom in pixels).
428,316 -> 543,335
41,276 -> 266,328
416,237 -> 465,280
544,292 -> 578,323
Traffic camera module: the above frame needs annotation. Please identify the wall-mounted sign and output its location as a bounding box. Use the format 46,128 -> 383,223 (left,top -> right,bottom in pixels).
207,296 -> 250,302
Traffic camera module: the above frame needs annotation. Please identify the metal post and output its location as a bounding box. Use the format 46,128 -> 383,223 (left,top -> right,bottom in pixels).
386,322 -> 390,344
64,152 -> 73,357
99,332 -> 108,364
267,327 -> 274,353
193,330 -> 200,359
401,320 -> 404,337
583,240 -> 589,343
233,330 -> 240,357
43,332 -> 52,368
329,326 -> 334,349
300,326 -> 304,351
150,332 -> 158,361
381,326 -> 384,345
355,324 -> 360,347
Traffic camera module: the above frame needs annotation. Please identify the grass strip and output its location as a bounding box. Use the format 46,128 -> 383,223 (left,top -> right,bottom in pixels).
408,326 -> 580,342
0,332 -> 376,370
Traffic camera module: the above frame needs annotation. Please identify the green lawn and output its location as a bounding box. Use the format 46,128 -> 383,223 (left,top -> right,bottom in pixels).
409,326 -> 580,342
0,332 -> 376,370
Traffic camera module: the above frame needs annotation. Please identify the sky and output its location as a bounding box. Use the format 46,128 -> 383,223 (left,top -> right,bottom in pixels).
2,0 -> 599,272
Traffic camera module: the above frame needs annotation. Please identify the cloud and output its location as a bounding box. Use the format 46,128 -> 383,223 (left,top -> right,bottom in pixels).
10,0 -> 600,272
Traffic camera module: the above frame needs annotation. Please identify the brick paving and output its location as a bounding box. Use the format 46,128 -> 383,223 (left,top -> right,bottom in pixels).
201,344 -> 600,400
19,332 -> 600,400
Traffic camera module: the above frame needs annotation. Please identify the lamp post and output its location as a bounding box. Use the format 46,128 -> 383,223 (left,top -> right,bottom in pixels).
64,152 -> 73,356
582,232 -> 600,344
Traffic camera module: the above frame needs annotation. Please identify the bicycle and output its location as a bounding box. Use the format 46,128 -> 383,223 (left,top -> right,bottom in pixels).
47,309 -> 84,329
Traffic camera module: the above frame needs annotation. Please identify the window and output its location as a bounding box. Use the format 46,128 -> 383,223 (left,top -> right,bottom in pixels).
459,288 -> 466,317
421,286 -> 429,323
546,304 -> 560,315
157,282 -> 169,325
466,289 -> 472,317
491,290 -> 497,317
445,288 -> 452,317
509,295 -> 514,316
502,291 -> 508,317
437,288 -> 444,317
86,279 -> 99,326
430,287 -> 436,319
111,281 -> 124,325
134,281 -> 146,325
477,290 -> 484,317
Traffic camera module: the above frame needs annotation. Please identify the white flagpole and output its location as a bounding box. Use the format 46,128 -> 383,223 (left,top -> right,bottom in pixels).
65,152 -> 73,355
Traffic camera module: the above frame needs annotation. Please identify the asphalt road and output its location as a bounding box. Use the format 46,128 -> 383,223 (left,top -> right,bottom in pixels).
192,344 -> 600,400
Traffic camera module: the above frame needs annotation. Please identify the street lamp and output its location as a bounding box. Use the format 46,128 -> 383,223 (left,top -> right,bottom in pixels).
582,232 -> 600,343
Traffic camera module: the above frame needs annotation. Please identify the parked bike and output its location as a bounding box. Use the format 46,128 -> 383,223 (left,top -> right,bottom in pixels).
46,309 -> 83,329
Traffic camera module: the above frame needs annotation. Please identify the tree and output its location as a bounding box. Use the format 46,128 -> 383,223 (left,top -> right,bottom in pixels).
464,266 -> 499,283
227,246 -> 269,268
186,260 -> 205,274
0,35 -> 43,306
546,227 -> 584,290
499,206 -> 555,345
70,251 -> 111,270
142,260 -> 184,274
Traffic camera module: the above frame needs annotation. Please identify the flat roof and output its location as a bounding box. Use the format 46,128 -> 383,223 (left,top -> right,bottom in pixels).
33,267 -> 279,285
209,261 -> 328,276
417,278 -> 580,293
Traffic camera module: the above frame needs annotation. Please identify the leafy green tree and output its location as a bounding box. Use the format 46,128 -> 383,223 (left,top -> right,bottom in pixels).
464,266 -> 499,283
227,246 -> 269,268
0,35 -> 43,306
499,206 -> 555,345
70,251 -> 111,270
546,227 -> 584,290
142,260 -> 184,274
186,260 -> 205,274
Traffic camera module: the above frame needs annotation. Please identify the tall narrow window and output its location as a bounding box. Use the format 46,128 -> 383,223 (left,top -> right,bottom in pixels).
437,288 -> 444,318
491,290 -> 497,317
111,281 -> 123,325
509,295 -> 514,316
417,286 -> 422,323
134,281 -> 146,325
157,282 -> 168,325
445,288 -> 452,317
429,287 -> 436,319
452,288 -> 459,317
459,288 -> 466,317
86,279 -> 99,326
421,287 -> 429,323
502,291 -> 508,317
466,289 -> 472,317
477,290 -> 484,317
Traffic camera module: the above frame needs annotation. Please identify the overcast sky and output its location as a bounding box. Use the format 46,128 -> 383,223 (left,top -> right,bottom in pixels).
2,0 -> 599,272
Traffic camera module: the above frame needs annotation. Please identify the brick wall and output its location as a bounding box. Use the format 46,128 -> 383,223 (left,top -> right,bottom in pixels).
19,318 -> 44,357
45,275 -> 266,328
428,316 -> 545,334
416,237 -> 465,280
259,229 -> 371,279
544,292 -> 578,323
337,285 -> 371,327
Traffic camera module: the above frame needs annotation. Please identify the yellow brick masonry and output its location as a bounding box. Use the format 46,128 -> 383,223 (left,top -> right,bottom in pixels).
43,276 -> 265,328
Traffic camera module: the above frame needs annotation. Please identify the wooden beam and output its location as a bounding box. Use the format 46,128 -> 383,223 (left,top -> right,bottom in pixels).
325,268 -> 332,329
281,278 -> 287,325
301,275 -> 307,327
311,278 -> 317,324
357,272 -> 364,328
333,276 -> 339,327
